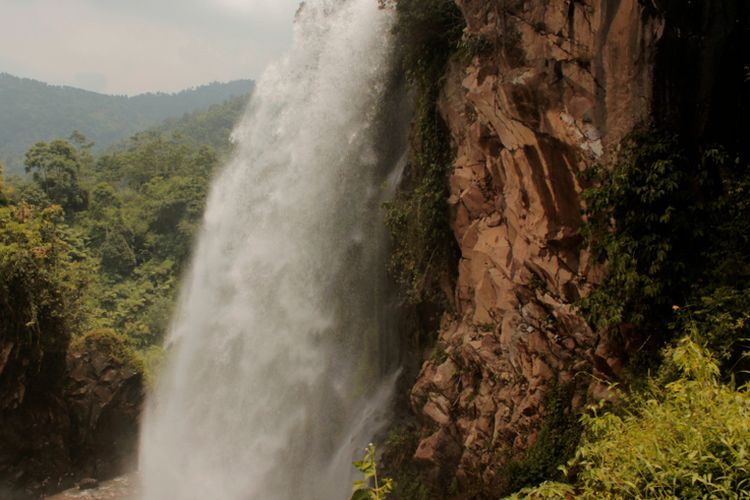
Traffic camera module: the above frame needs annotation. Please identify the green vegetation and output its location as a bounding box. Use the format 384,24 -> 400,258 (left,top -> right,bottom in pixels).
8,131 -> 219,348
378,5 -> 465,496
503,129 -> 750,497
351,444 -> 394,500
378,3 -> 466,497
148,94 -> 248,156
580,130 -> 750,375
0,72 -> 252,174
0,92 -> 243,392
511,338 -> 750,499
497,384 -> 581,494
24,138 -> 91,214
382,0 -> 463,306
70,328 -> 145,375
0,199 -> 95,397
380,426 -> 434,500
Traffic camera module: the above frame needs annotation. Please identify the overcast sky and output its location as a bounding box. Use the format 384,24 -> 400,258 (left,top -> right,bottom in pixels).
0,0 -> 301,95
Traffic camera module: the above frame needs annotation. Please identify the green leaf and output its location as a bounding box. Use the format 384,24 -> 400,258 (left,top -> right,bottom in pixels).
350,489 -> 371,500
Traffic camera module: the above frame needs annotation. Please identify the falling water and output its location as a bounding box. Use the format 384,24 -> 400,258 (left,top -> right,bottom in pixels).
138,1 -> 408,498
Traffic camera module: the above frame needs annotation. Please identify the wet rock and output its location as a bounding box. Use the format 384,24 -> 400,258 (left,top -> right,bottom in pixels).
78,478 -> 98,490
46,474 -> 137,500
0,341 -> 144,498
64,346 -> 143,481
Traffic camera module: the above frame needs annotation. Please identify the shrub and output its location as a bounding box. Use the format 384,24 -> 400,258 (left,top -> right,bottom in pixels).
673,287 -> 750,376
497,384 -> 581,495
0,199 -> 98,411
579,130 -> 750,373
513,338 -> 750,499
70,328 -> 146,378
380,426 -> 434,500
578,131 -> 697,330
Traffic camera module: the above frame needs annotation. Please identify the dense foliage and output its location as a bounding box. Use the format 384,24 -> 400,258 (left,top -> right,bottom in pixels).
148,94 -> 248,156
0,94 -> 243,391
24,138 -> 90,213
87,133 -> 218,347
580,131 -> 750,374
497,384 -> 581,493
70,328 -> 146,377
0,72 -> 252,174
382,0 -> 463,306
8,134 -> 216,350
0,197 -> 94,403
508,130 -> 750,498
512,338 -> 750,499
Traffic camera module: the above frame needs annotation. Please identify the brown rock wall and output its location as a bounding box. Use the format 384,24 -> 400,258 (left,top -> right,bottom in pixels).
0,345 -> 143,499
409,0 -> 664,495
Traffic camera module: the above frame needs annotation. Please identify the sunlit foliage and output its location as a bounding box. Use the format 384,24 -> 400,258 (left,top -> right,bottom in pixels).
511,338 -> 750,499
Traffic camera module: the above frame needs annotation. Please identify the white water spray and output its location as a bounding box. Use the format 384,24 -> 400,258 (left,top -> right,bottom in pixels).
138,1 -> 407,498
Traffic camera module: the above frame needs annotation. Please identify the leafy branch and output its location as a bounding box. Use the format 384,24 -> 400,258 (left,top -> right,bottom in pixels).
351,444 -> 393,500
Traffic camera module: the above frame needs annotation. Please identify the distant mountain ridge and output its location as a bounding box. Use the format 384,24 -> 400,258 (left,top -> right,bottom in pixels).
0,73 -> 254,173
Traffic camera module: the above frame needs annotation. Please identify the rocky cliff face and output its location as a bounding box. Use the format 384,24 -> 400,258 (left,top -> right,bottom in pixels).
407,0 -> 665,495
0,340 -> 143,499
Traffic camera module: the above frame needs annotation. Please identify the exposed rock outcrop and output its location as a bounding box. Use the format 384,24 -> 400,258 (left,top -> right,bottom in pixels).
64,346 -> 143,482
405,0 -> 749,495
0,341 -> 143,499
408,0 -> 664,495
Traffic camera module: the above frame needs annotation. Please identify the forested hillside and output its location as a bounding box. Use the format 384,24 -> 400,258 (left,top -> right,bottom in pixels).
5,127 -> 235,353
0,73 -> 253,174
140,94 -> 248,156
0,91 -> 247,495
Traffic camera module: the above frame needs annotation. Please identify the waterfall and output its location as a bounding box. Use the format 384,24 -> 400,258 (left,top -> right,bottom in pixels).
138,1 -> 408,498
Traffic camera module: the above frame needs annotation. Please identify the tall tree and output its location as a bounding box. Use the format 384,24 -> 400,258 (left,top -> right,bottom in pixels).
24,139 -> 88,213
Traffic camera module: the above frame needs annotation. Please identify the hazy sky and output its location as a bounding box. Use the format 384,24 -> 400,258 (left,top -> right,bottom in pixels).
0,0 -> 301,95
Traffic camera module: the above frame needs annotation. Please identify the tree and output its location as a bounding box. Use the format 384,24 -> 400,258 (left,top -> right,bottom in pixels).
24,139 -> 88,213
84,183 -> 137,276
0,161 -> 7,206
0,202 -> 93,408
